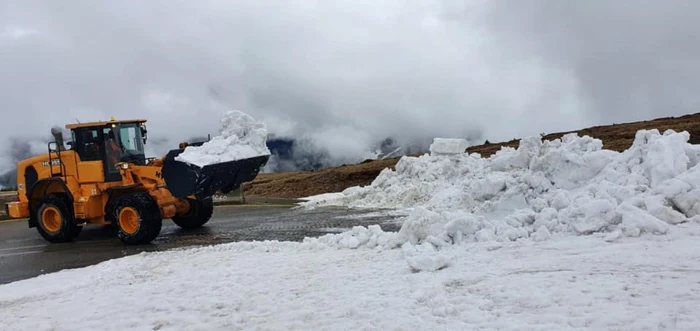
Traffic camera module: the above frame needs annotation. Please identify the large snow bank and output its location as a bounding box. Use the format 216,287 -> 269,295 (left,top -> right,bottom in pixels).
175,110 -> 271,167
300,129 -> 700,249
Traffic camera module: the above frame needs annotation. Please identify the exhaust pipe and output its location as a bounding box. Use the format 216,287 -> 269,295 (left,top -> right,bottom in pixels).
50,126 -> 65,151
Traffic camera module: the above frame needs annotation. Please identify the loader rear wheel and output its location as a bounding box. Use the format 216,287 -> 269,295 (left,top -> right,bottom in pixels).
110,192 -> 162,245
36,194 -> 80,243
171,197 -> 214,229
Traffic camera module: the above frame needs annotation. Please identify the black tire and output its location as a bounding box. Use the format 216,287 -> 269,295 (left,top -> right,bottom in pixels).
104,198 -> 120,230
35,194 -> 80,243
72,225 -> 83,238
171,197 -> 214,229
109,192 -> 162,245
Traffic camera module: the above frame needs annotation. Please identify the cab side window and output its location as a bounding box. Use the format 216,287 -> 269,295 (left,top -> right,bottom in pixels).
74,129 -> 101,161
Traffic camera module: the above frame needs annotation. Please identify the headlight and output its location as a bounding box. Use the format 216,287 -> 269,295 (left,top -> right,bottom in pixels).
121,163 -> 129,169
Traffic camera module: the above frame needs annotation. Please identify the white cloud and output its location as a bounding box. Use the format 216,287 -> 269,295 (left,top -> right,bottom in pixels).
0,0 -> 698,175
0,26 -> 38,40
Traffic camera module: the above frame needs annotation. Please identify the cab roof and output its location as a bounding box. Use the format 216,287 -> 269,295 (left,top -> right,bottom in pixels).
65,117 -> 147,130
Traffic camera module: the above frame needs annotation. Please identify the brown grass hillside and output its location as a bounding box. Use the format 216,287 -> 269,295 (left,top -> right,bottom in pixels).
243,113 -> 700,199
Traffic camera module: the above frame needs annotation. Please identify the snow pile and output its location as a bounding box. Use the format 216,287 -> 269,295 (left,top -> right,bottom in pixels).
300,129 -> 700,249
306,225 -> 399,249
175,110 -> 271,167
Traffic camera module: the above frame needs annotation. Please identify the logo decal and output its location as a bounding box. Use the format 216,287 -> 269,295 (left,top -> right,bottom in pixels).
41,160 -> 62,167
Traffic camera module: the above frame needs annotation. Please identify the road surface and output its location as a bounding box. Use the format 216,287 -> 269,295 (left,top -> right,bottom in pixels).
0,204 -> 403,285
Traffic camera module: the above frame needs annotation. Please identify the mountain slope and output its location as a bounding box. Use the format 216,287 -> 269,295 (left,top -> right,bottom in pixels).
243,112 -> 700,199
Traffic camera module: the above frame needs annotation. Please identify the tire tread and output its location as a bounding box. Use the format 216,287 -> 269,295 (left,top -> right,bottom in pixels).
111,192 -> 162,245
171,197 -> 214,229
35,193 -> 79,243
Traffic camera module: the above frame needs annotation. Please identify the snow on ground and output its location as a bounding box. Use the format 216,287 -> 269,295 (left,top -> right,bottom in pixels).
175,110 -> 271,167
4,129 -> 700,329
2,222 -> 700,330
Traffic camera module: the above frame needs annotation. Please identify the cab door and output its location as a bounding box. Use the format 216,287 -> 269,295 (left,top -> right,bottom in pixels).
102,127 -> 123,182
72,127 -> 108,183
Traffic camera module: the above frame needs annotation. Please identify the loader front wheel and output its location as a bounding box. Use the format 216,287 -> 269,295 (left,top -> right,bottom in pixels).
111,193 -> 162,245
36,194 -> 80,243
171,197 -> 214,229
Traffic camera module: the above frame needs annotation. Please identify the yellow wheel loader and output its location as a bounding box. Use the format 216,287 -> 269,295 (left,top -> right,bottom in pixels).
3,117 -> 268,245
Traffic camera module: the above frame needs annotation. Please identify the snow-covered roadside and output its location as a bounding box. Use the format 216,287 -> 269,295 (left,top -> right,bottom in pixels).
4,128 -> 700,329
300,129 -> 700,246
2,223 -> 700,330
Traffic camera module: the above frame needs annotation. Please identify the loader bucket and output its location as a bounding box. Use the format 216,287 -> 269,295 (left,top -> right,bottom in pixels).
160,148 -> 269,199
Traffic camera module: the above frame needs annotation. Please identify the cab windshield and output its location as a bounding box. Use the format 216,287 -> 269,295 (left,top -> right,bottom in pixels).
117,124 -> 145,156
104,123 -> 146,165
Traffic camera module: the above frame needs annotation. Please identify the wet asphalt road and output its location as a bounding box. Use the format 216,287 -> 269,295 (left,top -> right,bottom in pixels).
0,204 -> 403,285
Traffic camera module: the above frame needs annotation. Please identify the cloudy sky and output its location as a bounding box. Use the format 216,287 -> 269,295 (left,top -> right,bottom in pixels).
1,0 -> 699,173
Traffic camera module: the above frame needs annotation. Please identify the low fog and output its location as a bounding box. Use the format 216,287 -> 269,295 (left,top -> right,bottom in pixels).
2,1 -> 699,184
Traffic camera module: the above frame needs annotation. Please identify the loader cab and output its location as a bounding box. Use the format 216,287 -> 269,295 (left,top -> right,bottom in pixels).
66,118 -> 148,182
